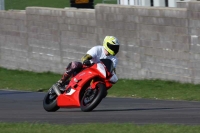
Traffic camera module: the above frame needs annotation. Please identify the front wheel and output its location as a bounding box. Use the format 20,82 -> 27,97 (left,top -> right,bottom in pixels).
80,83 -> 107,112
43,87 -> 60,112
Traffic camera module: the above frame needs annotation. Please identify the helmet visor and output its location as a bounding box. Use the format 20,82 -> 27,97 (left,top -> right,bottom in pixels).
107,42 -> 119,56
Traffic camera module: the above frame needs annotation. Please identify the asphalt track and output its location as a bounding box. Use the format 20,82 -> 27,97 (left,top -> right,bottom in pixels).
1,90 -> 200,125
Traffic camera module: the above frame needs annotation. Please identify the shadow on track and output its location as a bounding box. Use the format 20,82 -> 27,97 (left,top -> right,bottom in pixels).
57,107 -> 174,112
93,107 -> 174,112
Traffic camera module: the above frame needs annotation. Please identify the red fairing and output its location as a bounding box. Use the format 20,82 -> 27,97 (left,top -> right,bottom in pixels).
57,90 -> 80,107
57,61 -> 113,108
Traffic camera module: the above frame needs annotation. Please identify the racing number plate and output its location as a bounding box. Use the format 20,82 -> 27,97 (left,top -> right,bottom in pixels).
75,0 -> 89,4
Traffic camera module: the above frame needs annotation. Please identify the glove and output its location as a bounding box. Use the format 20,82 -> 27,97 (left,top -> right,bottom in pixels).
83,60 -> 91,66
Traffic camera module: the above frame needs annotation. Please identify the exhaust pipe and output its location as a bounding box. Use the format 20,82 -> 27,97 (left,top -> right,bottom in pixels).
52,84 -> 61,96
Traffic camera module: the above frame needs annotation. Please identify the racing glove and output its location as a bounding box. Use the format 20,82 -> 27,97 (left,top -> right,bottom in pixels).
81,54 -> 93,66
83,60 -> 92,66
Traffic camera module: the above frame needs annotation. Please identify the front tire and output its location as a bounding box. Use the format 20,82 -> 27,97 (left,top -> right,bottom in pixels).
43,88 -> 60,112
80,83 -> 107,112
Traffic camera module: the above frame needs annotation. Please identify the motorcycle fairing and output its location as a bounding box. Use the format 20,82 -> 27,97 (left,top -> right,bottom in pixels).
96,63 -> 106,78
57,90 -> 80,108
57,63 -> 109,108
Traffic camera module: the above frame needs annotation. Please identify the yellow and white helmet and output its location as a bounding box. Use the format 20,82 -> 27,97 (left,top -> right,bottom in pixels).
103,36 -> 120,56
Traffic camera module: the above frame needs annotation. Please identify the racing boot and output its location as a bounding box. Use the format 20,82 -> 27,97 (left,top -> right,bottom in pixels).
57,72 -> 70,88
57,72 -> 71,93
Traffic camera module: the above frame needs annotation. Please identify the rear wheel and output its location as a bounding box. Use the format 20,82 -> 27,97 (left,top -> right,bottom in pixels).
43,87 -> 60,112
80,83 -> 107,112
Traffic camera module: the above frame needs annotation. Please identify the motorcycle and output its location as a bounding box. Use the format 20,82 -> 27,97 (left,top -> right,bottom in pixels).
43,59 -> 116,112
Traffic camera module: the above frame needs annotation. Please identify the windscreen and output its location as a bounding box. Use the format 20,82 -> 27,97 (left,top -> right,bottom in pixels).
100,59 -> 114,73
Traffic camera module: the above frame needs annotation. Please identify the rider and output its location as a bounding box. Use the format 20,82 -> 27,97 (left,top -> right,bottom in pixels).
57,36 -> 120,87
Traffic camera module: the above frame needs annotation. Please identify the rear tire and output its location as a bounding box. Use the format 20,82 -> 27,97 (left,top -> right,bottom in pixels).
43,89 -> 60,112
80,83 -> 107,112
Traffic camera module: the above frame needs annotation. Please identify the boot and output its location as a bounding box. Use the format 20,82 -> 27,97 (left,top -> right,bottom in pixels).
57,72 -> 70,87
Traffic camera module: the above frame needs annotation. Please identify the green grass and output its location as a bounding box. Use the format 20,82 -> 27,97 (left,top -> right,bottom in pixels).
5,0 -> 70,10
1,122 -> 200,133
5,0 -> 117,10
110,79 -> 200,101
1,67 -> 200,101
0,67 -> 61,92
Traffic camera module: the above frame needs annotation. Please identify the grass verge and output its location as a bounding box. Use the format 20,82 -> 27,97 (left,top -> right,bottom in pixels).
1,122 -> 200,133
1,67 -> 200,101
5,0 -> 70,10
5,0 -> 117,10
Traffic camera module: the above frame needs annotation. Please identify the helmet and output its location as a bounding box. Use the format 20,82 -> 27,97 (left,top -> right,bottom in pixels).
103,36 -> 120,56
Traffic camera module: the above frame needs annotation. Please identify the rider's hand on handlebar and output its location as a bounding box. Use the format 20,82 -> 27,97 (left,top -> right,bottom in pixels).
83,60 -> 91,66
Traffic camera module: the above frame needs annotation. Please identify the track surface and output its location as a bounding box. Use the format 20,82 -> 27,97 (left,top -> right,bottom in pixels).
1,90 -> 200,125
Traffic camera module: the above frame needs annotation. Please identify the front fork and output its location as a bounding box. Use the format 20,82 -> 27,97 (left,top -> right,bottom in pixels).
49,84 -> 61,96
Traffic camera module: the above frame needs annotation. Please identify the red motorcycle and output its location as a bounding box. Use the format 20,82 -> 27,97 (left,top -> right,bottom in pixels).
43,59 -> 115,112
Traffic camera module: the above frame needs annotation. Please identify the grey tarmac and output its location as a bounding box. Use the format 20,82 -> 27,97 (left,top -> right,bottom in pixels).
0,90 -> 200,125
